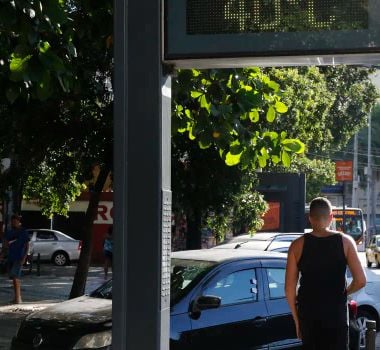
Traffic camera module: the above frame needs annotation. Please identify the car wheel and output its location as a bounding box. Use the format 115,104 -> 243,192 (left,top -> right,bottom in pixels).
367,259 -> 372,268
52,251 -> 69,266
357,310 -> 376,350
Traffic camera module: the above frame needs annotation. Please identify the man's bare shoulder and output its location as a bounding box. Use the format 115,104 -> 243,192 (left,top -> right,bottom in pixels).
289,235 -> 305,254
340,232 -> 357,249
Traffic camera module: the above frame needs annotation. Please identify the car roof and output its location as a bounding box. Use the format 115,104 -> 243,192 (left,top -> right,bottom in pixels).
212,240 -> 292,251
212,241 -> 270,250
27,228 -> 61,232
171,249 -> 287,263
223,232 -> 303,244
229,232 -> 280,242
240,241 -> 292,251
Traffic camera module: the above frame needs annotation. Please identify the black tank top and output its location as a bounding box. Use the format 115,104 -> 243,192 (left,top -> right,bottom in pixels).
297,233 -> 347,324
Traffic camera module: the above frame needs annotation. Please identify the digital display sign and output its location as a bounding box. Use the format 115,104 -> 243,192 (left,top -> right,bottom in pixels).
333,210 -> 360,216
164,0 -> 380,67
187,0 -> 368,34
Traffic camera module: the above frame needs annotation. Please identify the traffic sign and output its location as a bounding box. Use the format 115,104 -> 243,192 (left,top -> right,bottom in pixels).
320,185 -> 344,194
335,160 -> 353,182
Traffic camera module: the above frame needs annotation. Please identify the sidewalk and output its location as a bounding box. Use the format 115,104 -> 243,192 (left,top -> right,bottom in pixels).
0,265 -> 107,303
0,264 -> 109,349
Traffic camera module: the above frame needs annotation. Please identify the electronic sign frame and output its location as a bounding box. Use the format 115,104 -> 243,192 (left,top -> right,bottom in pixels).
164,0 -> 380,68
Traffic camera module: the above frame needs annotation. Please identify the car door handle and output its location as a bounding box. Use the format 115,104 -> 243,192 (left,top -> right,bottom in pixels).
252,317 -> 267,326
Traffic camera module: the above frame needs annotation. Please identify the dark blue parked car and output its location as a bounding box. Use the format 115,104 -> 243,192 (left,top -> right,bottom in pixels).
170,249 -> 300,349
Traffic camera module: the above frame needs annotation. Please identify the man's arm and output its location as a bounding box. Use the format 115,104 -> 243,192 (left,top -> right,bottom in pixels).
19,230 -> 30,264
21,241 -> 30,265
344,235 -> 366,295
285,241 -> 301,339
4,231 -> 15,245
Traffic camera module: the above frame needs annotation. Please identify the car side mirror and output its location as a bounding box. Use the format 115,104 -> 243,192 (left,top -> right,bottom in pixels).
191,295 -> 221,313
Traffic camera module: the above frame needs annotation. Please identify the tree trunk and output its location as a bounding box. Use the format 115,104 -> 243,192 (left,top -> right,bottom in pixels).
12,180 -> 23,214
186,210 -> 202,250
69,155 -> 112,299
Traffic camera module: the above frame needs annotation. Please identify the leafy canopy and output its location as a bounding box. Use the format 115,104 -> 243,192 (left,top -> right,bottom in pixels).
173,68 -> 305,169
0,0 -> 113,215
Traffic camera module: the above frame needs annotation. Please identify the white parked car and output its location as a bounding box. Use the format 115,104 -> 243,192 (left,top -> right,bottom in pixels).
27,229 -> 82,266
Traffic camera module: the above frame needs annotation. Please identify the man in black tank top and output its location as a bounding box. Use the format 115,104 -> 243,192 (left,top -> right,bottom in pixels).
285,197 -> 366,350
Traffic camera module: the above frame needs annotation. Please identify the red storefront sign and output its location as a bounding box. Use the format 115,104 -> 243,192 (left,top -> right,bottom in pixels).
261,202 -> 280,231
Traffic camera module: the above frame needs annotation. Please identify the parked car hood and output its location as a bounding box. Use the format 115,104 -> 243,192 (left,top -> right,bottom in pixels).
26,296 -> 112,324
14,296 -> 112,348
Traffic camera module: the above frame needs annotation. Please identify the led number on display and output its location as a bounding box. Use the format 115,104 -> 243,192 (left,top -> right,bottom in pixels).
187,0 -> 368,34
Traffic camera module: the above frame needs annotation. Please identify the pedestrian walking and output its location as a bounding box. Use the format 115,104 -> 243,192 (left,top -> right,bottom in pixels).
285,197 -> 366,350
5,213 -> 30,304
103,225 -> 113,280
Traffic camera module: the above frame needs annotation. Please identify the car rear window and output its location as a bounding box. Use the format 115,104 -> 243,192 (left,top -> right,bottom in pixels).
36,232 -> 57,240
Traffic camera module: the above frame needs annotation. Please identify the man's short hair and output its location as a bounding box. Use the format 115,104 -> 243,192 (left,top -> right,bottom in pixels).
309,197 -> 332,218
11,213 -> 22,221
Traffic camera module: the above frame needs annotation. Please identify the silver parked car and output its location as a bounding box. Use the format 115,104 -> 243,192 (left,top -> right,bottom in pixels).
214,232 -> 303,253
366,235 -> 380,268
347,267 -> 380,349
27,229 -> 82,266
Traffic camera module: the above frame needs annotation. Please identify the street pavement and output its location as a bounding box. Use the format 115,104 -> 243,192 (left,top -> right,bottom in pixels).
0,254 -> 379,349
0,264 -> 109,349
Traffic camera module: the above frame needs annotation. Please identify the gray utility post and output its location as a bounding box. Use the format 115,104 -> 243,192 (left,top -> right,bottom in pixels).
352,133 -> 359,208
366,111 -> 372,246
114,0 -> 171,348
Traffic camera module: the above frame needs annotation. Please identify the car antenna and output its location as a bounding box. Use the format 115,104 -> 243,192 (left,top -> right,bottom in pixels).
234,241 -> 249,249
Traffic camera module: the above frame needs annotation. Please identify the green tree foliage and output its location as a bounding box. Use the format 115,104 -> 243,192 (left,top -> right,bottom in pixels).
231,188 -> 268,235
267,66 -> 378,200
0,0 -> 113,214
23,158 -> 85,217
0,0 -> 113,298
173,66 -> 378,247
338,102 -> 380,190
172,68 -> 305,247
321,66 -> 378,153
173,68 -> 304,169
205,189 -> 268,242
267,67 -> 335,153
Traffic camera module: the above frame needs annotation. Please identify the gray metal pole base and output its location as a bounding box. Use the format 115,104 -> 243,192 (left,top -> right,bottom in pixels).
365,320 -> 376,350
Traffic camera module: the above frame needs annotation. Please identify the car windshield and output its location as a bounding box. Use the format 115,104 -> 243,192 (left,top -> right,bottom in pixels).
377,238 -> 380,247
171,258 -> 216,305
90,279 -> 112,299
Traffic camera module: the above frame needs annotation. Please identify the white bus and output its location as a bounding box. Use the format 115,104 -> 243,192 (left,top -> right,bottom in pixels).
305,206 -> 365,244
